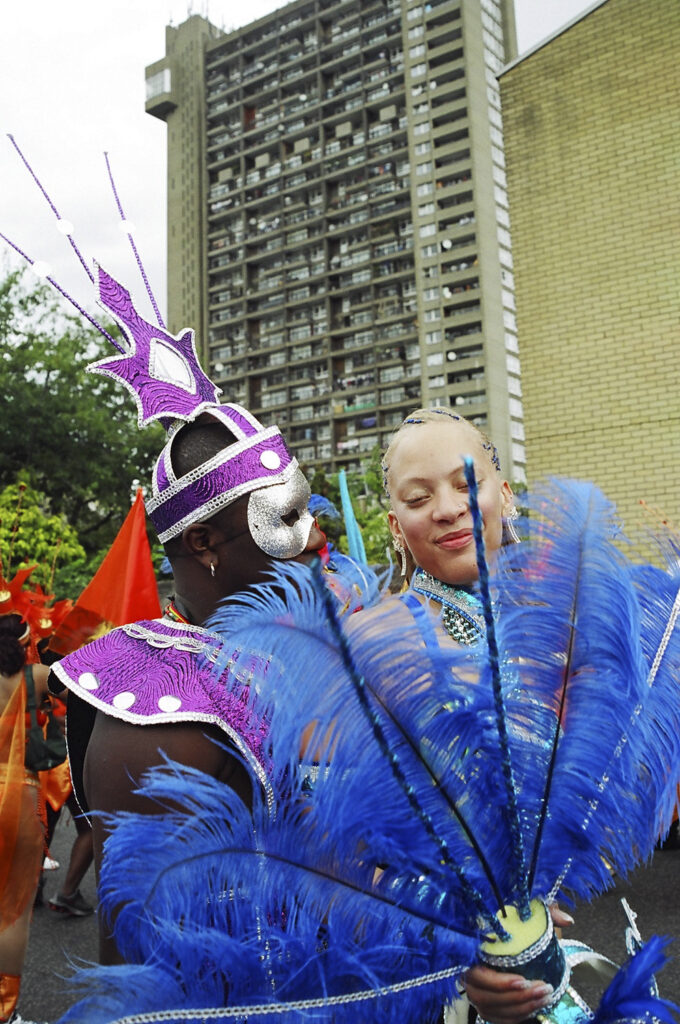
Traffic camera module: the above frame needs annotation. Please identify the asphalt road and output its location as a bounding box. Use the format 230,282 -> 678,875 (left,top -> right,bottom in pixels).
18,819 -> 680,1023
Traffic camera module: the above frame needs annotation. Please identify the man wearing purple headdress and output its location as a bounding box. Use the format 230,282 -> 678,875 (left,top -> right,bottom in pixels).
52,405 -> 327,963
49,268 -> 328,962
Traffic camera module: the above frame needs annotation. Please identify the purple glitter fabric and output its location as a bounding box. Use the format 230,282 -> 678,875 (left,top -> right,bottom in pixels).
218,405 -> 258,438
149,433 -> 293,537
89,266 -> 221,427
52,618 -> 270,790
155,451 -> 170,494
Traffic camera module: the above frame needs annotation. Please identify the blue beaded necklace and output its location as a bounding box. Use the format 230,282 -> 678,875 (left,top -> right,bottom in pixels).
410,567 -> 485,644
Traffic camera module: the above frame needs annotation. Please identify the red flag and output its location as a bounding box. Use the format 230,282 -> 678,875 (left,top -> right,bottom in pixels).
51,490 -> 161,655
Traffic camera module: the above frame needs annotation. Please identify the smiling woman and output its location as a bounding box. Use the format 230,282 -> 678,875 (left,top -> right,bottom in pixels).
383,408 -> 516,592
372,409 -> 561,1020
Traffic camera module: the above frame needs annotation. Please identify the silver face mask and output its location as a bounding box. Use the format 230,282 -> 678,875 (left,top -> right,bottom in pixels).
247,468 -> 314,559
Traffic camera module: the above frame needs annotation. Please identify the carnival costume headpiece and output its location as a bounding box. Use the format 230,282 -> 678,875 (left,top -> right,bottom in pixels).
0,561 -> 71,662
1,137 -> 313,558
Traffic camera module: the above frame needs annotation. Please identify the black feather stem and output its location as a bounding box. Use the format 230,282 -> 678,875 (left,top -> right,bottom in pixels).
463,458 -> 530,919
309,559 -> 506,933
525,488 -> 591,896
356,646 -> 507,914
140,843 -> 479,938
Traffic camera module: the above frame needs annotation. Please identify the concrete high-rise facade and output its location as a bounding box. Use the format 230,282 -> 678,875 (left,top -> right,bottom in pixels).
146,0 -> 526,480
499,0 -> 680,543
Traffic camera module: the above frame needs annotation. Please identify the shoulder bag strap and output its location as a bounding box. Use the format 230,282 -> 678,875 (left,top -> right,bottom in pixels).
23,664 -> 39,722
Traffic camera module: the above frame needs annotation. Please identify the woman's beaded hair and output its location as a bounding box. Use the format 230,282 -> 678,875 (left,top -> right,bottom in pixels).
381,408 -> 501,499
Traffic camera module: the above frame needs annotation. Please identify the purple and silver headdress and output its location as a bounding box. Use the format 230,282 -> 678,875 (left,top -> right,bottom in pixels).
2,137 -> 313,558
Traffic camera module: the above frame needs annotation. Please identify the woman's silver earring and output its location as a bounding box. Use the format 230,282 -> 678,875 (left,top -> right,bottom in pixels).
393,538 -> 407,577
503,506 -> 520,545
210,561 -> 216,578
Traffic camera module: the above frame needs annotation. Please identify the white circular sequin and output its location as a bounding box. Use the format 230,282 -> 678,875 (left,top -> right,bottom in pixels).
78,672 -> 99,691
260,449 -> 281,471
32,261 -> 51,279
158,695 -> 182,714
112,691 -> 136,710
56,218 -> 74,235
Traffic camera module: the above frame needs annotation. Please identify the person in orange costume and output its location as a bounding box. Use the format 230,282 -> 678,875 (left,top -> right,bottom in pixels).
0,614 -> 52,1024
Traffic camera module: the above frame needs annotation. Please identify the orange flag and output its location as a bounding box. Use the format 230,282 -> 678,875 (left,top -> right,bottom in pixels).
50,490 -> 161,655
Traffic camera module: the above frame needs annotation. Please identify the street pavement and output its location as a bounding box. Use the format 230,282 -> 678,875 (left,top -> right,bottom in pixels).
20,814 -> 98,1023
18,818 -> 680,1023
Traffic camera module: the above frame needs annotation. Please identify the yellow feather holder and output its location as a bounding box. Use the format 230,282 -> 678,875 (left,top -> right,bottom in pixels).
480,900 -> 569,1003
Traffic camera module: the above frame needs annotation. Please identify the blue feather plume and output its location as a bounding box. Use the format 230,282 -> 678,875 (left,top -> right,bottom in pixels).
338,468 -> 368,565
309,493 -> 340,519
207,479 -> 680,959
209,562 -> 512,927
591,936 -> 679,1024
61,754 -> 473,1023
323,542 -> 386,609
502,481 -> 680,903
629,558 -> 680,839
57,478 -> 680,1022
490,480 -> 659,902
59,963 -> 196,1024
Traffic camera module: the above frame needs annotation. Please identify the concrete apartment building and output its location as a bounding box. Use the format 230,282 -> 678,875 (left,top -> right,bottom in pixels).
499,0 -> 679,541
146,0 -> 526,480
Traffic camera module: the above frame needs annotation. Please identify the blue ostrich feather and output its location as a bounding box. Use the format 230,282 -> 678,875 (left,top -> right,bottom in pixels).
324,542 -> 386,608
309,562 -> 505,927
309,493 -> 340,519
208,562 -> 516,925
464,456 -> 530,917
61,754 -> 474,1024
58,963 -> 195,1023
207,482 -> 680,916
629,559 -> 680,838
58,479 -> 680,1023
485,479 -> 659,903
590,935 -> 679,1024
338,468 -> 368,565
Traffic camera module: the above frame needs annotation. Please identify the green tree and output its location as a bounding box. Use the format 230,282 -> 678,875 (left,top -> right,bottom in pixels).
310,447 -> 393,566
0,268 -> 163,556
0,478 -> 87,592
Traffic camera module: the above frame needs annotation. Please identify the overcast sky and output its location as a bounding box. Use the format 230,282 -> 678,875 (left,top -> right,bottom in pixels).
0,0 -> 596,327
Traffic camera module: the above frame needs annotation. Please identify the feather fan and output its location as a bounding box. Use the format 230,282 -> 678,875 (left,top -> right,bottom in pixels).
64,755 -> 473,1023
57,478 -> 680,1024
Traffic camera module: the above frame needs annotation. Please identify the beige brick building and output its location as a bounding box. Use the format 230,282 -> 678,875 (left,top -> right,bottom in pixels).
499,0 -> 679,547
